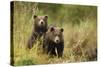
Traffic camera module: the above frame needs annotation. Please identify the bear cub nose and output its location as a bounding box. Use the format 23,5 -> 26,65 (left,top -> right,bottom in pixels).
56,40 -> 59,42
41,22 -> 43,24
56,39 -> 59,43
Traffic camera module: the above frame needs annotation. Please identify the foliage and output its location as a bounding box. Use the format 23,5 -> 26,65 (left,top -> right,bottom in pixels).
12,1 -> 97,66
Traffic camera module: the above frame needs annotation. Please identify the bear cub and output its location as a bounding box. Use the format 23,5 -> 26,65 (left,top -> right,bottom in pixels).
43,25 -> 64,57
27,15 -> 48,49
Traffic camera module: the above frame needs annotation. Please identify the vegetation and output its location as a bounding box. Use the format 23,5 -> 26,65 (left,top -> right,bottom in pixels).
11,1 -> 97,66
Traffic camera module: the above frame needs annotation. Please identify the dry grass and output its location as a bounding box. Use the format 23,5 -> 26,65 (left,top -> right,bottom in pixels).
13,18 -> 97,66
11,1 -> 97,66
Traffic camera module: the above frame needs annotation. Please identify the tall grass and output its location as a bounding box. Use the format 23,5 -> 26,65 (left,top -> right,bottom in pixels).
12,1 -> 97,66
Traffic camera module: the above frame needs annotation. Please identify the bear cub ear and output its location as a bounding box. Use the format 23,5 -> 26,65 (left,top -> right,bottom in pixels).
50,27 -> 55,32
44,16 -> 48,19
33,15 -> 37,19
60,28 -> 64,32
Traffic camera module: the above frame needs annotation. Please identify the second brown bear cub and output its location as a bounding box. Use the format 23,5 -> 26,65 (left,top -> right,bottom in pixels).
27,15 -> 48,49
43,25 -> 64,57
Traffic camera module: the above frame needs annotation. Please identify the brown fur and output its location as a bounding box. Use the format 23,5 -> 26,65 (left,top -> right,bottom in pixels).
43,25 -> 64,57
27,15 -> 48,49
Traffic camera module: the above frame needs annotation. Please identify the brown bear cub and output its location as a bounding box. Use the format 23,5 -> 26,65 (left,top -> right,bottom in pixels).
43,25 -> 64,57
27,15 -> 48,49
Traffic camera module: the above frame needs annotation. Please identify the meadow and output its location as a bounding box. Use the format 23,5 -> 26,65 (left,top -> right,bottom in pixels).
11,1 -> 97,66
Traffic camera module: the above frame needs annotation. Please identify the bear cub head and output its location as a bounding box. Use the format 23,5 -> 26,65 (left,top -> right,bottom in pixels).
33,15 -> 48,35
48,26 -> 64,44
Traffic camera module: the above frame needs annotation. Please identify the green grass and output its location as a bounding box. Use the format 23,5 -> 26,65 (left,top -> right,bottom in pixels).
13,20 -> 97,65
11,1 -> 97,66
